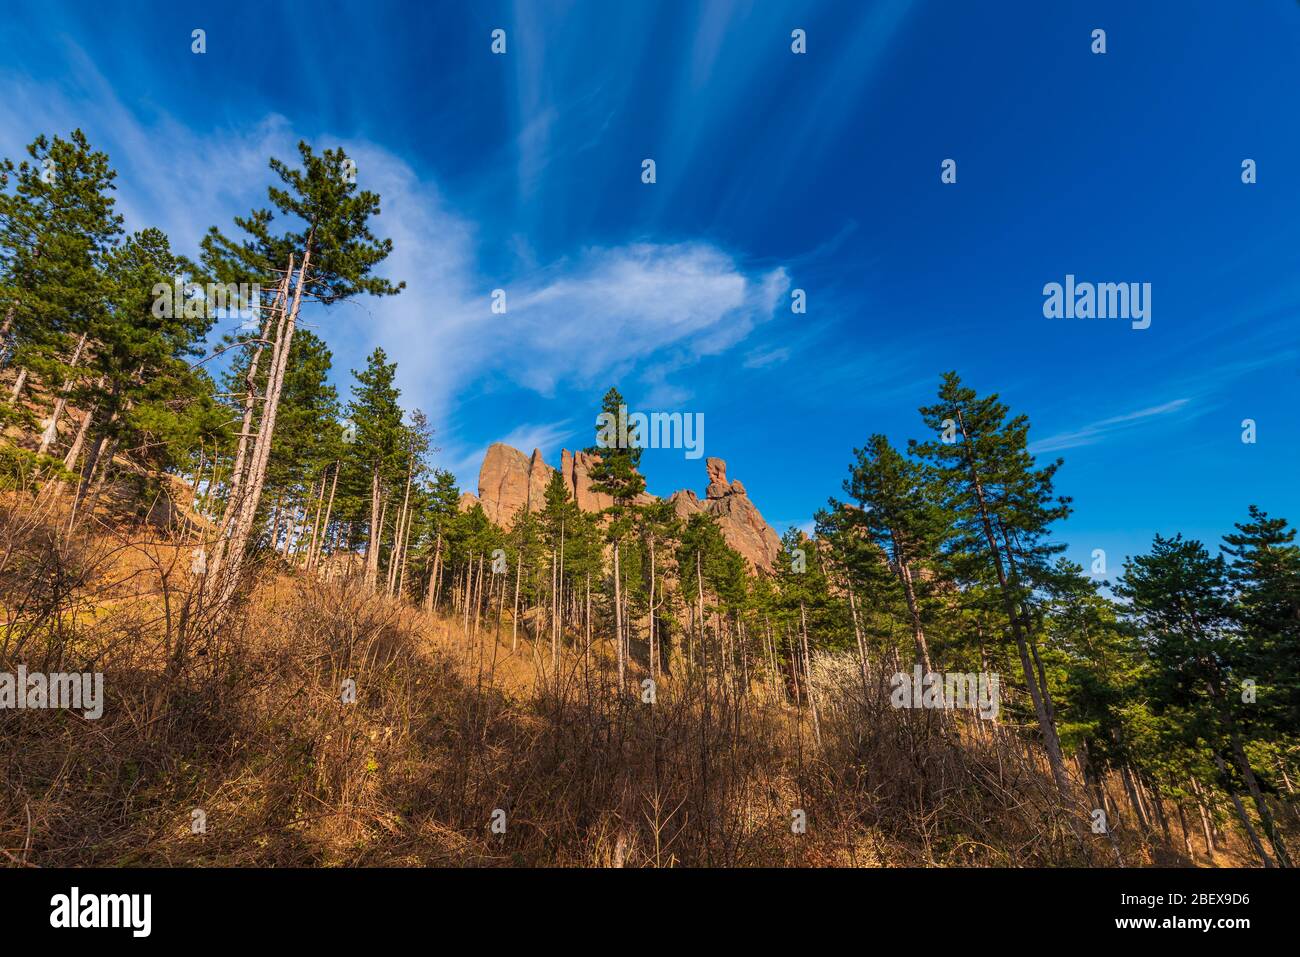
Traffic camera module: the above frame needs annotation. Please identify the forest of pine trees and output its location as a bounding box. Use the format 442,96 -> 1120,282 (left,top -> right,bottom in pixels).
1,129 -> 1296,868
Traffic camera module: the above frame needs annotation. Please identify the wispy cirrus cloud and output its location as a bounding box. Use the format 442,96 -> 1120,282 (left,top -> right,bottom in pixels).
1030,398 -> 1194,454
743,346 -> 790,369
0,49 -> 789,488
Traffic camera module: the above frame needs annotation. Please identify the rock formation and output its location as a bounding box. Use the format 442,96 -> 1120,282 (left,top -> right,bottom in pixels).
476,442 -> 555,524
560,448 -> 615,513
469,445 -> 782,571
668,457 -> 782,571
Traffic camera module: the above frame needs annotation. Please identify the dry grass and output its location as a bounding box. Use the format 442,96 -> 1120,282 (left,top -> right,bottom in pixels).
0,493 -> 1233,867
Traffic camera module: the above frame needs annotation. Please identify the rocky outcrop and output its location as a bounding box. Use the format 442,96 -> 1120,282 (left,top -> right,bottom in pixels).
477,442 -> 556,524
669,457 -> 782,571
561,448 -> 615,513
527,447 -> 551,513
470,445 -> 781,571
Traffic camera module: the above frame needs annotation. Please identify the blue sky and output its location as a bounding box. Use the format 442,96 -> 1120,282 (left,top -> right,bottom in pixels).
1,0 -> 1297,574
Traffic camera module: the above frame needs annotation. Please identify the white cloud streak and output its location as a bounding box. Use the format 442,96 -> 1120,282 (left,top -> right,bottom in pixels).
0,58 -> 788,490
1030,398 -> 1193,454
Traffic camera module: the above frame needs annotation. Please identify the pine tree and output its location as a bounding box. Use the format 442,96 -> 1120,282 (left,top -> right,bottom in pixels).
911,371 -> 1077,803
1223,506 -> 1300,733
199,142 -> 402,600
1039,560 -> 1150,854
386,409 -> 433,598
638,499 -> 680,681
70,228 -> 213,512
585,386 -> 647,691
769,526 -> 837,745
839,433 -> 948,672
0,131 -> 122,425
814,504 -> 901,692
1116,534 -> 1292,866
246,328 -> 341,554
416,468 -> 462,610
539,468 -> 578,668
344,347 -> 406,591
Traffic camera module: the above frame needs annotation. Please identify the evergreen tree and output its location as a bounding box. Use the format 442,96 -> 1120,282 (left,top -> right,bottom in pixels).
1223,506 -> 1300,733
251,328 -> 341,552
71,228 -> 212,509
815,503 -> 903,686
911,371 -> 1076,802
199,142 -> 402,597
414,467 -> 462,609
839,433 -> 948,672
585,386 -> 646,690
1040,561 -> 1151,834
1116,534 -> 1293,866
344,347 -> 406,590
638,499 -> 680,680
0,131 -> 122,427
539,469 -> 579,666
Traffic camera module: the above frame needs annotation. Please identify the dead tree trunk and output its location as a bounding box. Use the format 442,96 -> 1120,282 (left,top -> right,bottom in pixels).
38,331 -> 88,455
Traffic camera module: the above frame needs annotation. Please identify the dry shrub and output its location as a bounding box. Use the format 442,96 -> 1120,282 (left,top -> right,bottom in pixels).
798,651 -> 1097,865
0,499 -> 1133,867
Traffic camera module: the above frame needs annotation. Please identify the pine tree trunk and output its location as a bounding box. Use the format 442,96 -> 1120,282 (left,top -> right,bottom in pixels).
1214,753 -> 1274,866
799,601 -> 822,747
190,447 -> 207,520
210,264 -> 291,580
9,367 -> 28,403
846,586 -> 870,699
201,460 -> 222,518
397,514 -> 412,599
739,615 -> 749,692
511,545 -> 521,651
461,561 -> 473,644
1228,732 -> 1293,866
890,537 -> 933,673
1176,801 -> 1195,861
787,624 -> 802,709
54,376 -> 104,498
69,377 -> 127,523
472,554 -> 485,647
425,532 -> 442,613
432,536 -> 445,610
365,467 -> 382,591
212,256 -> 299,600
268,491 -> 283,553
558,520 -> 565,644
387,455 -> 414,596
82,436 -> 117,515
551,546 -> 558,673
1144,774 -> 1172,844
584,571 -> 592,671
1120,762 -> 1150,831
62,386 -> 100,473
311,463 -> 339,574
764,615 -> 781,702
37,331 -> 88,455
614,540 -> 624,693
1190,777 -> 1217,856
304,466 -> 328,569
648,533 -> 657,682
